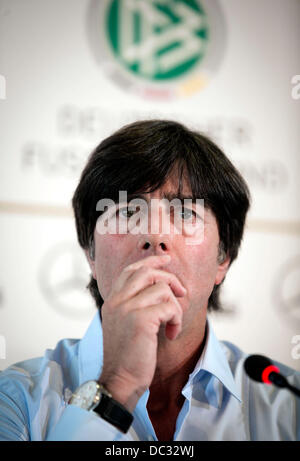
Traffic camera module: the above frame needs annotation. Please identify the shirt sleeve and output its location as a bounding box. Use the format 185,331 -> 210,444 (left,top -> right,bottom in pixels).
0,385 -> 30,441
46,404 -> 130,441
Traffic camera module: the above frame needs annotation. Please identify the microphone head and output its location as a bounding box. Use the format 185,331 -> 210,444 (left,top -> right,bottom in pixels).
244,354 -> 272,382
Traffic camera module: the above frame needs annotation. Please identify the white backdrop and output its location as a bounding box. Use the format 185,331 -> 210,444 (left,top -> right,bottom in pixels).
0,0 -> 300,371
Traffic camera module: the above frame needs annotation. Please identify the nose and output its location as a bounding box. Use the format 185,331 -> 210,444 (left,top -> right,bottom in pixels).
136,200 -> 174,255
137,235 -> 170,255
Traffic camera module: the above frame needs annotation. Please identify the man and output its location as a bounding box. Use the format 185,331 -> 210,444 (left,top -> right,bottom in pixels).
0,120 -> 299,441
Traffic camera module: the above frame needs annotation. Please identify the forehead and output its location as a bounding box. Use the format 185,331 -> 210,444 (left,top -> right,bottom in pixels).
158,174 -> 191,195
135,167 -> 194,200
138,172 -> 217,225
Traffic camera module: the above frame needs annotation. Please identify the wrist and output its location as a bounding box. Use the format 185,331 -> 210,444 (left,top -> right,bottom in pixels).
98,375 -> 144,413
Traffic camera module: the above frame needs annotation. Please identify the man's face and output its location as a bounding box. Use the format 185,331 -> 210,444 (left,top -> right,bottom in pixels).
87,176 -> 230,338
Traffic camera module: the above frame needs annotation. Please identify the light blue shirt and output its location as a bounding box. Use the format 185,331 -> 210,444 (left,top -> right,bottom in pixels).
0,311 -> 299,441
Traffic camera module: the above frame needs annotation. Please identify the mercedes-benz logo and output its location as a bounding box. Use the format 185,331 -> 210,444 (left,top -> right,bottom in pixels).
38,242 -> 96,319
273,255 -> 300,326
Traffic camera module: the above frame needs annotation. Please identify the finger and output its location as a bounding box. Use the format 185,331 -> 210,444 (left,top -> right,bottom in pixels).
165,323 -> 180,341
124,280 -> 183,312
140,301 -> 183,341
121,267 -> 186,305
111,255 -> 171,295
124,255 -> 171,274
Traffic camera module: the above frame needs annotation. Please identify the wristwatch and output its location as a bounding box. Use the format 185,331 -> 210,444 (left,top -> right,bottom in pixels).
69,380 -> 133,433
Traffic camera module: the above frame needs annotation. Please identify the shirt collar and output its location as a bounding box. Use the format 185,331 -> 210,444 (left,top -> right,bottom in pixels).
78,311 -> 241,403
186,319 -> 242,404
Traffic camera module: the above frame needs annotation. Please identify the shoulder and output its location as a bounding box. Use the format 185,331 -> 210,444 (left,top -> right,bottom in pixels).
220,340 -> 300,440
0,337 -> 80,388
220,339 -> 300,383
0,337 -> 80,440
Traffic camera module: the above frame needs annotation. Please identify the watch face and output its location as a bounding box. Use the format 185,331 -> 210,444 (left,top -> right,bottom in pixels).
70,380 -> 100,410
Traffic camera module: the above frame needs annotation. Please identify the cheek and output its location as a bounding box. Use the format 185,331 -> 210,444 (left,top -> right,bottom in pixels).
94,234 -> 128,298
187,233 -> 219,268
184,239 -> 220,293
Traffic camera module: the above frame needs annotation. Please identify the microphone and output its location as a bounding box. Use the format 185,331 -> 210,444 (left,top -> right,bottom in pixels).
244,354 -> 300,398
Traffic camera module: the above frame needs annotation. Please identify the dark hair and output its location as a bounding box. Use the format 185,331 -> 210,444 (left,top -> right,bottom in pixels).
72,119 -> 250,312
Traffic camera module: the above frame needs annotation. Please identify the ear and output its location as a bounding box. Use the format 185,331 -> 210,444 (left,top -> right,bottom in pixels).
215,254 -> 231,286
84,248 -> 97,279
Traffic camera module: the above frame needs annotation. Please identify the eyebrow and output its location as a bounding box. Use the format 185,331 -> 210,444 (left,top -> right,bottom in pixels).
124,193 -> 196,203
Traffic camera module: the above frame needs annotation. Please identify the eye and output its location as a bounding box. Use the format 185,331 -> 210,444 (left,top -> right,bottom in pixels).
178,208 -> 198,221
118,206 -> 139,218
181,208 -> 193,220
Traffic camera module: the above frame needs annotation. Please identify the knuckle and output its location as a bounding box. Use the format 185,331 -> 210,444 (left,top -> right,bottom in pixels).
102,298 -> 112,312
169,298 -> 182,316
158,282 -> 172,299
130,265 -> 150,280
140,266 -> 157,285
124,265 -> 132,272
154,280 -> 166,288
158,270 -> 180,289
139,265 -> 151,277
103,293 -> 129,314
124,262 -> 135,272
129,310 -> 149,334
107,291 -> 121,307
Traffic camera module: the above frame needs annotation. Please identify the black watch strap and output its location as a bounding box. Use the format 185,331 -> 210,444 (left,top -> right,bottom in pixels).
94,392 -> 133,433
